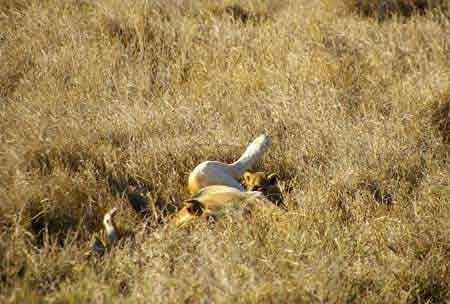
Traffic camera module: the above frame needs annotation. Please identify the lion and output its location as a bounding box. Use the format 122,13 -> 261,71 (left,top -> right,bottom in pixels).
96,135 -> 285,247
176,133 -> 286,226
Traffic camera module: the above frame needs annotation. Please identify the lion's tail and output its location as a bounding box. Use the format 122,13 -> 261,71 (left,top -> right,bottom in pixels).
230,134 -> 271,177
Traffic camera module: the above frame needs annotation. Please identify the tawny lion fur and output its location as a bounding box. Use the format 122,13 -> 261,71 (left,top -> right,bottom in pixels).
187,134 -> 271,194
242,171 -> 284,207
100,135 -> 284,238
171,134 -> 284,226
171,185 -> 276,227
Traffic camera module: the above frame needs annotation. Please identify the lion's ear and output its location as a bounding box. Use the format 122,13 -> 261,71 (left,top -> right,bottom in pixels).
267,173 -> 278,185
243,172 -> 253,184
184,199 -> 205,216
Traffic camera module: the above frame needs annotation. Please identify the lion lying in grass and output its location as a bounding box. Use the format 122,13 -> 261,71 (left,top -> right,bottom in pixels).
95,135 -> 284,252
187,134 -> 283,205
174,134 -> 285,225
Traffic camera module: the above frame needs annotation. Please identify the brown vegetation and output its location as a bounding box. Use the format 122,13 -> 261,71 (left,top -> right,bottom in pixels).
1,0 -> 450,302
344,0 -> 450,20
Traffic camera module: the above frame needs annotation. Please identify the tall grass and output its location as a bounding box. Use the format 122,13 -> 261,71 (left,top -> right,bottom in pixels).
1,0 -> 450,302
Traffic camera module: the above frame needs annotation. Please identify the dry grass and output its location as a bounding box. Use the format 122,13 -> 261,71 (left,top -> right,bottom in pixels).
344,0 -> 450,20
1,0 -> 450,302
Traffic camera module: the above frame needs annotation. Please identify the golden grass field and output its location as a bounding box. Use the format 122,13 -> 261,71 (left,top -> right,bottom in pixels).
1,0 -> 450,302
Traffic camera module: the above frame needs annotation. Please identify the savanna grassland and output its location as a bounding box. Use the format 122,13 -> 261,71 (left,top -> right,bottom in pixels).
1,0 -> 450,302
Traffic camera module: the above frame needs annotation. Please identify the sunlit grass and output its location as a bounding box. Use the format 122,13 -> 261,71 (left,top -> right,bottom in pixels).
1,0 -> 450,302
